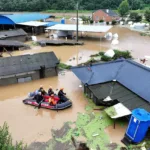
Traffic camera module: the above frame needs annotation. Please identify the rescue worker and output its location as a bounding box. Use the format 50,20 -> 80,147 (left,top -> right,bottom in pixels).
38,85 -> 46,95
48,86 -> 54,96
34,92 -> 44,109
49,94 -> 57,105
58,88 -> 67,102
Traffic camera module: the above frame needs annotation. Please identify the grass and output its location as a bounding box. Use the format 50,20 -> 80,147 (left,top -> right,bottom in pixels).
58,63 -> 72,70
0,122 -> 27,150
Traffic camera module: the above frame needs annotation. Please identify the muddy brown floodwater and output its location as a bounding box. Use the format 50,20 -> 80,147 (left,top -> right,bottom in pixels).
0,71 -> 87,144
0,25 -> 150,145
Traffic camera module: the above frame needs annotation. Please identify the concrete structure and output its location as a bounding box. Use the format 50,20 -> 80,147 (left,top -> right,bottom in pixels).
0,29 -> 28,42
0,52 -> 59,86
92,9 -> 120,22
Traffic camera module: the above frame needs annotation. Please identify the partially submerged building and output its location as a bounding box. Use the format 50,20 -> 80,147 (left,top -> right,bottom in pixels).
0,52 -> 59,86
0,40 -> 30,51
0,29 -> 28,42
0,13 -> 59,35
72,59 -> 150,119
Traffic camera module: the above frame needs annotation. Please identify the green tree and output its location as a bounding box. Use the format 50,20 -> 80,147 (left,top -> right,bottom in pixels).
128,0 -> 144,10
118,0 -> 130,17
130,12 -> 142,22
145,9 -> 150,22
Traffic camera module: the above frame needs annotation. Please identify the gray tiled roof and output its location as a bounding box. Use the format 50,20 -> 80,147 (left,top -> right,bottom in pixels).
0,52 -> 59,77
0,29 -> 27,39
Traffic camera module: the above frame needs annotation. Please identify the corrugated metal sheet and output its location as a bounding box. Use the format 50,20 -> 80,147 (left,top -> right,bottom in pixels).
0,52 -> 59,77
46,24 -> 112,33
116,60 -> 150,103
71,59 -> 150,103
89,82 -> 112,99
72,60 -> 123,85
90,82 -> 150,112
0,13 -> 50,25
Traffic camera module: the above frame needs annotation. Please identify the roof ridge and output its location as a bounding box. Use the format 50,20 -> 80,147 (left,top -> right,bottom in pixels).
126,59 -> 150,72
71,59 -> 124,69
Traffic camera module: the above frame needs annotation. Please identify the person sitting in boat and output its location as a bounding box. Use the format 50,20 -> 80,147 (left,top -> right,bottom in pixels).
48,86 -> 54,96
58,88 -> 68,102
48,94 -> 57,105
38,85 -> 46,95
34,92 -> 44,109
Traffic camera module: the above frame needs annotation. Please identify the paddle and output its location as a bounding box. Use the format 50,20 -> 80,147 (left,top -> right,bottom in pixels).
34,99 -> 44,109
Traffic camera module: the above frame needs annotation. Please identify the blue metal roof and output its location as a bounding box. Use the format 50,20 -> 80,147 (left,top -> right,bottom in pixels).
117,60 -> 150,103
0,13 -> 50,25
71,59 -> 150,103
71,60 -> 123,85
45,21 -> 61,27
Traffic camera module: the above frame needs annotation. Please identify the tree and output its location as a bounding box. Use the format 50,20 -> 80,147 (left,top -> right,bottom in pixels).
118,0 -> 130,17
145,9 -> 150,22
130,12 -> 142,22
128,0 -> 144,10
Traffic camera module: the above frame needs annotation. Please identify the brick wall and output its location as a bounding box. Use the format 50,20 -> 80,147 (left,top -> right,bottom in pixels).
92,10 -> 117,22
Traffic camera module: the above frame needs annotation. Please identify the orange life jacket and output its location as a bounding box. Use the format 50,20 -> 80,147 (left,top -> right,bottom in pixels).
49,97 -> 57,105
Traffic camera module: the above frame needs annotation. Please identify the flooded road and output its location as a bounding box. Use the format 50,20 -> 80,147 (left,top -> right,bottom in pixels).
0,25 -> 150,145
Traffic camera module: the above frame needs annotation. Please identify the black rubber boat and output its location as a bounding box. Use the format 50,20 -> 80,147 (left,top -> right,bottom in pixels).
23,97 -> 72,110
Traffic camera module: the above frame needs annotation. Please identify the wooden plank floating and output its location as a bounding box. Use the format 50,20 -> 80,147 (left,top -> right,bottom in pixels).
37,40 -> 84,46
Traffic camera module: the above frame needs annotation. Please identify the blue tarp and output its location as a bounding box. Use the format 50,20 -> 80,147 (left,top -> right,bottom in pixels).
71,59 -> 150,103
45,21 -> 61,27
0,13 -> 50,25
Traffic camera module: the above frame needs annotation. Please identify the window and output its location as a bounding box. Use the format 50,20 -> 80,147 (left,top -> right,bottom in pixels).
96,16 -> 99,21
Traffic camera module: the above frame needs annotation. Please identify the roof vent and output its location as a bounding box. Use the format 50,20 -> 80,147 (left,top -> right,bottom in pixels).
106,9 -> 109,13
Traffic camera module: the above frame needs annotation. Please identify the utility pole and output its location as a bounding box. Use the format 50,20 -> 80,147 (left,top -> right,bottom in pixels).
76,2 -> 79,42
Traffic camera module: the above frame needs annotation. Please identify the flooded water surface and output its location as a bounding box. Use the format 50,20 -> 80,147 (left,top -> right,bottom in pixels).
0,71 -> 87,144
0,24 -> 150,146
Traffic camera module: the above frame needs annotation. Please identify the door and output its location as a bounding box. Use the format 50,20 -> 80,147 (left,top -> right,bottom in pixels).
40,66 -> 45,78
126,116 -> 140,140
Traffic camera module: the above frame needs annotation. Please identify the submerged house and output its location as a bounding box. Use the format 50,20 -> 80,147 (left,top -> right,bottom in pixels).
72,59 -> 150,119
0,29 -> 28,42
0,52 -> 59,86
0,40 -> 30,51
92,9 -> 120,22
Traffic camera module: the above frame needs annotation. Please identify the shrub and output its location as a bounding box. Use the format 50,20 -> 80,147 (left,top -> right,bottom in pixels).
99,52 -> 105,56
99,19 -> 104,23
58,63 -> 72,69
90,20 -> 93,24
106,21 -> 109,25
145,9 -> 150,22
113,50 -> 132,60
112,20 -> 117,25
0,122 -> 27,150
130,12 -> 142,22
101,55 -> 112,61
